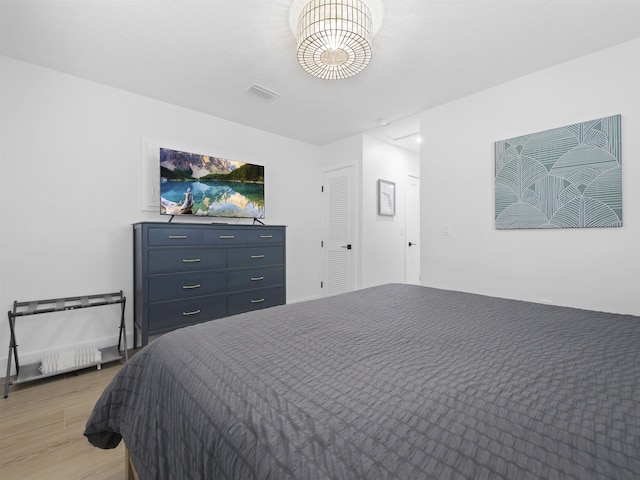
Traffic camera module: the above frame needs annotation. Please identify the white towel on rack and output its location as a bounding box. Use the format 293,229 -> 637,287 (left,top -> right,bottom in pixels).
39,347 -> 102,375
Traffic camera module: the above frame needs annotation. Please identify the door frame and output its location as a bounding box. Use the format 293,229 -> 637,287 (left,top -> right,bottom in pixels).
404,174 -> 421,285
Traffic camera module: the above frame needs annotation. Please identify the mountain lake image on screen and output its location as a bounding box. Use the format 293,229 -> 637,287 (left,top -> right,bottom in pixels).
160,147 -> 265,219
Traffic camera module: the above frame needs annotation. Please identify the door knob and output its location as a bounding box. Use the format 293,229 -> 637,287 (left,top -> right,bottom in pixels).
408,242 -> 417,247
341,244 -> 352,250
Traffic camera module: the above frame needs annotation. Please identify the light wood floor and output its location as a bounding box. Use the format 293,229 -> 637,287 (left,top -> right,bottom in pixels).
0,360 -> 128,480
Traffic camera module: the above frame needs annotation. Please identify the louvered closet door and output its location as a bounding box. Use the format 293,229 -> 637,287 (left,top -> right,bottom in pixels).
321,165 -> 355,296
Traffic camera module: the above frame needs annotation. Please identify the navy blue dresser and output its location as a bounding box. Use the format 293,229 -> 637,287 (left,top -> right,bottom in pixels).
133,222 -> 286,346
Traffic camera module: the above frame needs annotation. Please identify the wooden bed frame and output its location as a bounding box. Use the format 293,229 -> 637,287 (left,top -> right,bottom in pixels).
125,447 -> 139,480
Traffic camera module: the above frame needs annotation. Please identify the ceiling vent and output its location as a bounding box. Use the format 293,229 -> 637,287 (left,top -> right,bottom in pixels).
247,83 -> 280,101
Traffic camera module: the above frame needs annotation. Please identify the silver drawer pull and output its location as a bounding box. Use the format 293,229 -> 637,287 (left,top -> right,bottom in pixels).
182,258 -> 201,263
182,309 -> 201,316
182,284 -> 201,289
259,235 -> 273,239
251,255 -> 265,259
251,276 -> 265,281
219,235 -> 235,239
251,298 -> 265,304
168,235 -> 188,239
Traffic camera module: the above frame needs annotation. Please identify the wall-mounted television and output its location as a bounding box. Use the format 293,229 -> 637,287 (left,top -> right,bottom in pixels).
160,147 -> 265,219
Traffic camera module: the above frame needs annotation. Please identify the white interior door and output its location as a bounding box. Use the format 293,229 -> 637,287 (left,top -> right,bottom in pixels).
405,175 -> 421,284
321,165 -> 356,296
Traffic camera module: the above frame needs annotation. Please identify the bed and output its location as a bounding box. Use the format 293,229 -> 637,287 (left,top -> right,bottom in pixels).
84,283 -> 640,479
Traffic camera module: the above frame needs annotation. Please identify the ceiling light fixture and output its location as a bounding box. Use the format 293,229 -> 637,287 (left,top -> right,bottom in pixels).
296,0 -> 373,80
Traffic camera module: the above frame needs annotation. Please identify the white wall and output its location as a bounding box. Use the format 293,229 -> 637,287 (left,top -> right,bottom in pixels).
0,56 -> 322,373
320,134 -> 419,290
362,134 -> 419,287
420,39 -> 640,315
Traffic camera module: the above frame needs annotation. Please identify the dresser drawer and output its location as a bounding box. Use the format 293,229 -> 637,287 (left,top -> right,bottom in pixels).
227,266 -> 284,291
228,287 -> 285,316
148,296 -> 227,332
148,228 -> 204,246
227,246 -> 284,268
247,228 -> 285,244
148,248 -> 226,274
149,272 -> 226,302
203,229 -> 248,245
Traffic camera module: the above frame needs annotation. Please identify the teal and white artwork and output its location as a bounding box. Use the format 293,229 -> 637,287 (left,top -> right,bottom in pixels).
495,114 -> 622,229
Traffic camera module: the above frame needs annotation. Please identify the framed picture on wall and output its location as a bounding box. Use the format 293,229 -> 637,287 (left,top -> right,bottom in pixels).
378,179 -> 396,216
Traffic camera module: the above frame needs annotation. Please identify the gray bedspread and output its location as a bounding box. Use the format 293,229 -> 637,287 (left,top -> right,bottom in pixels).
84,284 -> 640,479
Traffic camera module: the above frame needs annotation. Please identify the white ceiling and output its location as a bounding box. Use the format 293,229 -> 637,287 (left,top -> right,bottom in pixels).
2,0 -> 640,153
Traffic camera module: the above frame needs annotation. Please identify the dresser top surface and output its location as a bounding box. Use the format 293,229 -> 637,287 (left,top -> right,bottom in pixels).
134,221 -> 286,229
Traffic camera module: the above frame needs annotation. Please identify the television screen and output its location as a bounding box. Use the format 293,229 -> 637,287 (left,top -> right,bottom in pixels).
160,147 -> 265,218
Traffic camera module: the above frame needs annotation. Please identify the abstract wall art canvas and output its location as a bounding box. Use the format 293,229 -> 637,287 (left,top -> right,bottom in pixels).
495,114 -> 622,229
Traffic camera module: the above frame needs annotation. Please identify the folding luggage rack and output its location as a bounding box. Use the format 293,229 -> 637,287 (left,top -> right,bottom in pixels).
4,291 -> 127,398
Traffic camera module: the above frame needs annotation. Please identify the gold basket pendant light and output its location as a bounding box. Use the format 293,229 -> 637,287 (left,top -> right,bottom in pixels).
297,0 -> 373,80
